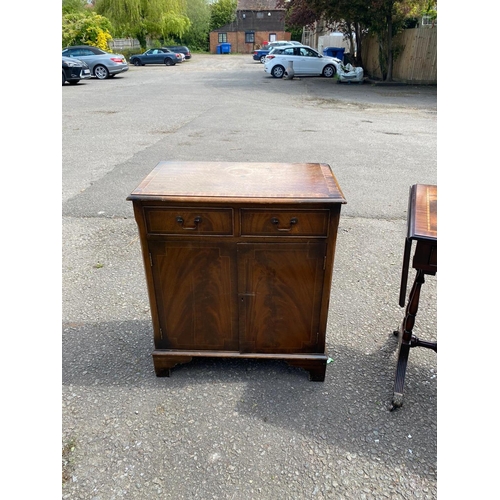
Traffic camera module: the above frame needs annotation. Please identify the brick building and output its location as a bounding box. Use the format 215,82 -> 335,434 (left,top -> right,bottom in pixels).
209,0 -> 290,54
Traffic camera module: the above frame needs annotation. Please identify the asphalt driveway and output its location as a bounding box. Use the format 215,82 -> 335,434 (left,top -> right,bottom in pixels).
62,54 -> 437,499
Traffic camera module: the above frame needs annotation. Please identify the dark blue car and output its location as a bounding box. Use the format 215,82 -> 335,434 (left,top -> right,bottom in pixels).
129,48 -> 178,66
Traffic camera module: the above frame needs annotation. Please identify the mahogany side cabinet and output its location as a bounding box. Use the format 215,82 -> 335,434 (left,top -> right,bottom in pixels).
127,161 -> 346,381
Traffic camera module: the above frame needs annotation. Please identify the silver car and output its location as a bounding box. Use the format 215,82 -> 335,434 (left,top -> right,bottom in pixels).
264,45 -> 340,79
62,45 -> 129,80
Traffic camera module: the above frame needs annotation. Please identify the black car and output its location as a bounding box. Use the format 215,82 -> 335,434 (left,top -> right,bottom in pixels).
129,48 -> 178,66
163,45 -> 191,60
62,56 -> 91,85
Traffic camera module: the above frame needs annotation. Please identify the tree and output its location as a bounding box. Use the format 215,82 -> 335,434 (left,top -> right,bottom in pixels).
95,0 -> 191,49
368,0 -> 427,80
62,10 -> 114,50
209,0 -> 237,31
278,0 -> 368,66
62,0 -> 87,15
278,0 -> 429,81
181,0 -> 211,51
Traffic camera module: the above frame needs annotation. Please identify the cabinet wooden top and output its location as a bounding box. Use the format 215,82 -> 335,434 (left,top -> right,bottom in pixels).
127,161 -> 346,204
408,184 -> 437,241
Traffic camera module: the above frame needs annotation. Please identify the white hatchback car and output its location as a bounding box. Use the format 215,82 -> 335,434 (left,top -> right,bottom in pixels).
264,45 -> 341,79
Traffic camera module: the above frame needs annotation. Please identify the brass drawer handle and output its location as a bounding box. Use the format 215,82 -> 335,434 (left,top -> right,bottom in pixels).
271,217 -> 298,232
176,216 -> 202,230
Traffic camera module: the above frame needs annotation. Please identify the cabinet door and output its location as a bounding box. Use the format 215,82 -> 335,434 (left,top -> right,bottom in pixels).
148,240 -> 239,351
237,242 -> 326,354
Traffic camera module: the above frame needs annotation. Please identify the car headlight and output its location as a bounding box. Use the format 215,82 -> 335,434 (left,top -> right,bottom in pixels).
65,59 -> 87,68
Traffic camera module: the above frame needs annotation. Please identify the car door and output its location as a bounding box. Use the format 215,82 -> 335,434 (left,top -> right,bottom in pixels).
142,49 -> 156,64
276,47 -> 298,73
297,47 -> 323,75
155,49 -> 168,64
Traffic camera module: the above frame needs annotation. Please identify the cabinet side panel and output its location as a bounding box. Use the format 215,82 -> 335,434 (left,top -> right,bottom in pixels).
150,241 -> 239,350
319,206 -> 342,338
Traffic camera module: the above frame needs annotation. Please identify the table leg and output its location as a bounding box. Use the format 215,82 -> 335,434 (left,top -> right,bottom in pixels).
392,269 -> 425,409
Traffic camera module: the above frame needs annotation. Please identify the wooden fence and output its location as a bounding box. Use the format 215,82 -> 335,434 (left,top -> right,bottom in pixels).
361,27 -> 437,84
109,38 -> 141,51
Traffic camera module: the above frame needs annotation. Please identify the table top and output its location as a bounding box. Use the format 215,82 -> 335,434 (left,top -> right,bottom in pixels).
398,184 -> 437,306
127,161 -> 346,204
408,184 -> 437,241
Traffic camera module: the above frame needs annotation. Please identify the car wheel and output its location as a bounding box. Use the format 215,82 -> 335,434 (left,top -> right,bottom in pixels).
133,59 -> 141,66
62,72 -> 65,85
322,65 -> 336,78
260,55 -> 266,64
271,65 -> 285,78
94,65 -> 109,79
165,58 -> 174,66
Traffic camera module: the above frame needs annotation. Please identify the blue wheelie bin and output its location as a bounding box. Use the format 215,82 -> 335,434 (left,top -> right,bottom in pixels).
323,47 -> 345,61
221,43 -> 231,54
216,44 -> 222,54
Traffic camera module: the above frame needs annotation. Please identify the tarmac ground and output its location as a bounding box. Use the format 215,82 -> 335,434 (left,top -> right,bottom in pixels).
62,54 -> 437,499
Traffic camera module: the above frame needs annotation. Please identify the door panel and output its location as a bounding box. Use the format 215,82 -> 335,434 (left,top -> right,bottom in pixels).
297,47 -> 321,75
238,242 -> 326,354
149,240 -> 238,350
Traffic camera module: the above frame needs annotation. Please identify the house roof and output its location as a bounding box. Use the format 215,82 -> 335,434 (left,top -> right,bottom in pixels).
237,0 -> 284,11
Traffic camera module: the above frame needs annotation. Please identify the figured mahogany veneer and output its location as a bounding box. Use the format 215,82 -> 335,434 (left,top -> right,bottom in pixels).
128,161 -> 346,381
145,207 -> 233,235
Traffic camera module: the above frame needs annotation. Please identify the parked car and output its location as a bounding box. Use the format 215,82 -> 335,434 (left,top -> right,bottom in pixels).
129,48 -> 178,66
163,45 -> 191,60
62,46 -> 129,79
253,41 -> 301,63
264,45 -> 341,78
62,56 -> 91,85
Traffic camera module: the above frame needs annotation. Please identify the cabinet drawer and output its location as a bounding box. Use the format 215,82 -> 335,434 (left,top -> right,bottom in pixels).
241,209 -> 329,237
145,207 -> 233,235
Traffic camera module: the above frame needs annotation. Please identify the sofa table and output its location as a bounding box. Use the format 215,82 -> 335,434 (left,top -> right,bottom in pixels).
127,161 -> 346,381
392,184 -> 437,408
